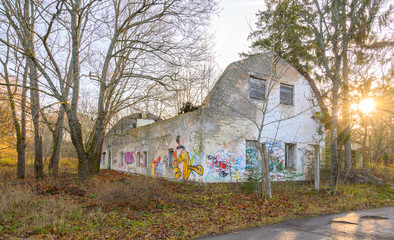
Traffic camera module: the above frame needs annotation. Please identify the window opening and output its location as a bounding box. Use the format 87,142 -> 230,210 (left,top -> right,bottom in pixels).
280,84 -> 294,105
249,76 -> 266,100
285,143 -> 296,168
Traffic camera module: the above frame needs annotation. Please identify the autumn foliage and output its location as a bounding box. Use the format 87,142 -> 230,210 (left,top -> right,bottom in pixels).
0,168 -> 392,239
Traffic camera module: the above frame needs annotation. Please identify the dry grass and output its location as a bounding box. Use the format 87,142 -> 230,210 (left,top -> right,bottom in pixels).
0,162 -> 393,239
0,184 -> 87,237
372,164 -> 394,183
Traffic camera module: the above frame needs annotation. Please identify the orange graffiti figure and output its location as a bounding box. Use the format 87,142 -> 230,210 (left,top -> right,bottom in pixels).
174,149 -> 203,180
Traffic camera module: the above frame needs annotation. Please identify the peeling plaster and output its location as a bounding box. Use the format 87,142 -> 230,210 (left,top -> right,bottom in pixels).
101,53 -> 324,183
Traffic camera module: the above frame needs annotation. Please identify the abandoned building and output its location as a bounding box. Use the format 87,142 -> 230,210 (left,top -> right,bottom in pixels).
100,53 -> 324,182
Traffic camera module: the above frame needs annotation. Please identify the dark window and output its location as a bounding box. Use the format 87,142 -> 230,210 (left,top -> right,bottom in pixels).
285,143 -> 296,168
249,77 -> 266,100
280,84 -> 294,105
143,151 -> 148,167
168,149 -> 174,168
137,152 -> 142,167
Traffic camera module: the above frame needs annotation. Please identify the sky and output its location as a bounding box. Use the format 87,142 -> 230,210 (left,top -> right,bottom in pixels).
211,0 -> 266,71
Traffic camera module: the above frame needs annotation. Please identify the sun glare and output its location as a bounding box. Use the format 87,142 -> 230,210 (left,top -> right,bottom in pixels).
359,98 -> 375,114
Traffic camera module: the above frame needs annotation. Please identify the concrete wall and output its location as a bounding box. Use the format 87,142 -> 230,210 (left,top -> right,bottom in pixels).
101,53 -> 324,182
101,109 -> 205,181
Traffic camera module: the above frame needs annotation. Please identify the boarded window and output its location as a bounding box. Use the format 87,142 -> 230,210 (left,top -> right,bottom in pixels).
280,84 -> 294,105
249,77 -> 266,100
285,143 -> 296,168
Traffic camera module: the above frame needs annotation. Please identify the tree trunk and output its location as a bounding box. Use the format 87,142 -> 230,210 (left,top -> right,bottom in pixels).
260,144 -> 272,199
330,74 -> 339,192
2,58 -> 28,179
314,145 -> 320,190
362,122 -> 368,168
342,50 -> 352,172
68,0 -> 90,180
48,107 -> 65,177
28,58 -> 44,179
17,63 -> 28,178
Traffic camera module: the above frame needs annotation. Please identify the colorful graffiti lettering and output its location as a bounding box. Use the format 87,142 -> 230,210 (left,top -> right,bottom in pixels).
125,152 -> 134,164
205,150 -> 233,181
173,136 -> 204,180
206,154 -> 231,178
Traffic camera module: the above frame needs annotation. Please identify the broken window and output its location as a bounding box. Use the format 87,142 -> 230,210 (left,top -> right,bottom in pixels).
168,149 -> 174,168
285,143 -> 296,168
280,84 -> 294,105
249,76 -> 266,100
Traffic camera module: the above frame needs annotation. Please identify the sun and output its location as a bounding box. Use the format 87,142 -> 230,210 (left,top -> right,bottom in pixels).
358,98 -> 375,114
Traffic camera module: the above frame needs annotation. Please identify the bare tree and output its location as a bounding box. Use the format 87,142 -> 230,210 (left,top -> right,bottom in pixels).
0,55 -> 28,179
0,7 -> 36,178
1,0 -> 217,180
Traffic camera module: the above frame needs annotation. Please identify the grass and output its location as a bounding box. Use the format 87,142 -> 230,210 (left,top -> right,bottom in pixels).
0,162 -> 393,239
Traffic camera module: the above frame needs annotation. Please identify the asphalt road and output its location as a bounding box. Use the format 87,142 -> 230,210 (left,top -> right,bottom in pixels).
200,207 -> 394,240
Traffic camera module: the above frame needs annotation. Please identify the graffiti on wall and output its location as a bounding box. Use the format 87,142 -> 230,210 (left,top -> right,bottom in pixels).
205,150 -> 232,181
173,136 -> 204,180
268,155 -> 284,172
151,156 -> 168,178
103,136 -> 311,182
245,148 -> 258,169
230,156 -> 245,181
266,141 -> 284,173
245,140 -> 259,169
151,156 -> 161,177
125,152 -> 134,164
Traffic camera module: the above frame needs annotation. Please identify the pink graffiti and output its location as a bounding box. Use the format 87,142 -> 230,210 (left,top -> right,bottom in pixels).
125,152 -> 134,164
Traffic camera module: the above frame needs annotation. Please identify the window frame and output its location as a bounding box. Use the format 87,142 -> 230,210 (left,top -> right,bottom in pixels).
280,83 -> 294,105
143,151 -> 148,167
285,143 -> 296,168
168,148 -> 174,168
102,152 -> 106,165
249,76 -> 266,100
